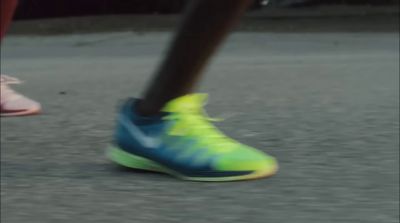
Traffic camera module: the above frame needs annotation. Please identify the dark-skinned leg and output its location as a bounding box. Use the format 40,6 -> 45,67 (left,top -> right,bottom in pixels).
137,0 -> 254,115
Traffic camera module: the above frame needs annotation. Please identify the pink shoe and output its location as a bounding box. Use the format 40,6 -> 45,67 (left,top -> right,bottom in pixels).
1,75 -> 41,117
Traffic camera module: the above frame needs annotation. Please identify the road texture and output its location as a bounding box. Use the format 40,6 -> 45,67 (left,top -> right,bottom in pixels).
1,30 -> 399,223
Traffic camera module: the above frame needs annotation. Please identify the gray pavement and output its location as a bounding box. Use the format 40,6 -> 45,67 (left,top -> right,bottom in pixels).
1,31 -> 399,223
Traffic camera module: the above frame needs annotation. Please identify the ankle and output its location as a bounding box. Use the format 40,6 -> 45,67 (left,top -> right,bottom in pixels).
135,100 -> 162,117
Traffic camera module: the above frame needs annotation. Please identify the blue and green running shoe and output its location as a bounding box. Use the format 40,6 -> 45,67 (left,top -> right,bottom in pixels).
107,94 -> 278,181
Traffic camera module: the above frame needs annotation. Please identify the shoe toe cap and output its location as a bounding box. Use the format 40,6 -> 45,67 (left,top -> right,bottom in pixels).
214,147 -> 278,172
1,97 -> 41,115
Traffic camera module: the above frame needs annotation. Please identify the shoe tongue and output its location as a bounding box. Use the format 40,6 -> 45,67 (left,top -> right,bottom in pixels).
163,94 -> 208,113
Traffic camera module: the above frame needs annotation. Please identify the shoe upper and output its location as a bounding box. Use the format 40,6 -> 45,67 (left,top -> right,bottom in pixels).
114,94 -> 276,177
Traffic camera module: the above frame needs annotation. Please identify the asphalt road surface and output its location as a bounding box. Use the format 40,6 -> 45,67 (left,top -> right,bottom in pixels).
1,31 -> 399,223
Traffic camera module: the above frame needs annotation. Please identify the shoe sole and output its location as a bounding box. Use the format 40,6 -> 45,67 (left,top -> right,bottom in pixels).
107,145 -> 278,182
0,107 -> 41,117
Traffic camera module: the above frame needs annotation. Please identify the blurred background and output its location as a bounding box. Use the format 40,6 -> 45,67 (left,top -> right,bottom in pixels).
7,0 -> 400,34
11,0 -> 400,19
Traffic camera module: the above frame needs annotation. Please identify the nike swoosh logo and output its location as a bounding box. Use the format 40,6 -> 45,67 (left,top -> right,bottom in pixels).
119,115 -> 162,149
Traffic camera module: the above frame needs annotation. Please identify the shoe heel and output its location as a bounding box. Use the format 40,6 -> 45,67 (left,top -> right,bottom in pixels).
107,145 -> 162,172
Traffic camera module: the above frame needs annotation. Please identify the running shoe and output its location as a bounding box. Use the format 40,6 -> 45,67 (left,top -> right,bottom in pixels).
1,75 -> 41,117
108,94 -> 278,181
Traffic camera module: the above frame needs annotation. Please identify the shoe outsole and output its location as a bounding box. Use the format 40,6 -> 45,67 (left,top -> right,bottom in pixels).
0,107 -> 41,117
107,145 -> 278,182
